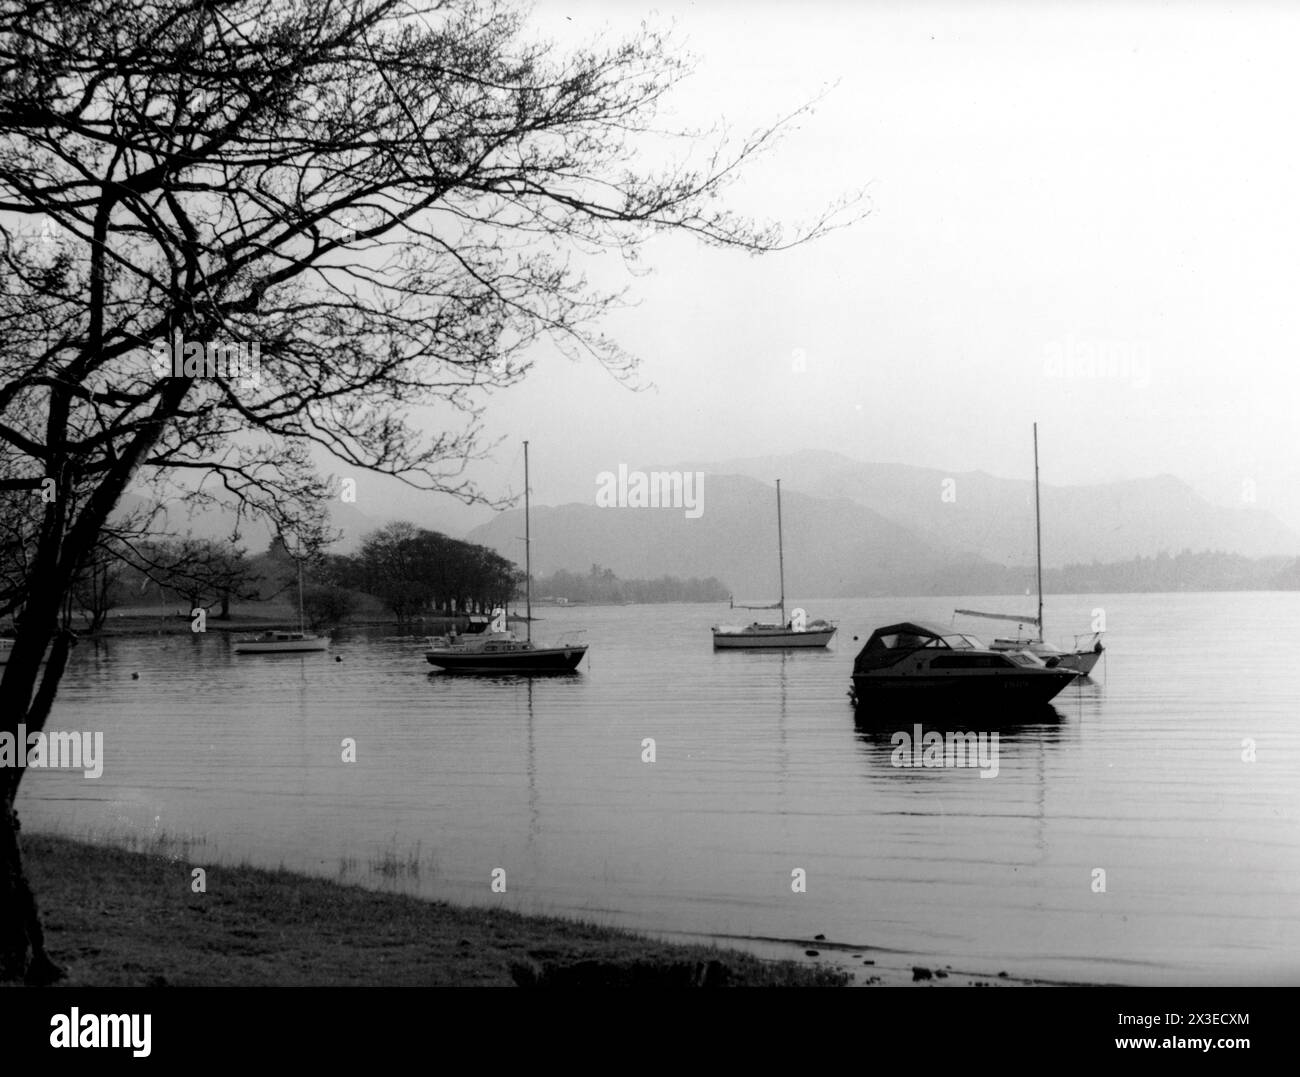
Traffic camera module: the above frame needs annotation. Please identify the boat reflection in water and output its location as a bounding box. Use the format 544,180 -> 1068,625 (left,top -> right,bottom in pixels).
851,639 -> 1074,783
852,697 -> 1069,761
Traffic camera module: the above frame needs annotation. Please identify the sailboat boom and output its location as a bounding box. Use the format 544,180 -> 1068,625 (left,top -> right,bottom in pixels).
955,609 -> 1041,626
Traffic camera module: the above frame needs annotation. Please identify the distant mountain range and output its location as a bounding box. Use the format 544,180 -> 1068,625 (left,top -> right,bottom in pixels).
654,451 -> 1298,566
114,450 -> 1300,597
464,451 -> 1300,598
469,473 -> 966,600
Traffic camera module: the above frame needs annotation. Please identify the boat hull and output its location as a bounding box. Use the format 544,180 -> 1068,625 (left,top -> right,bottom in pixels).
425,645 -> 587,673
712,627 -> 836,649
851,669 -> 1077,706
233,639 -> 329,654
988,640 -> 1103,677
1057,650 -> 1102,676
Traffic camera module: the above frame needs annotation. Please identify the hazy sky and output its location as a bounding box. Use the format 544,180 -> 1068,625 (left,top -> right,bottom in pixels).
349,0 -> 1299,538
42,1 -> 1276,541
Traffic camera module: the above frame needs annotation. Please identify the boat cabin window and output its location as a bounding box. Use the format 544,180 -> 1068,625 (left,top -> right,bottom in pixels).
874,632 -> 945,649
930,654 -> 1016,669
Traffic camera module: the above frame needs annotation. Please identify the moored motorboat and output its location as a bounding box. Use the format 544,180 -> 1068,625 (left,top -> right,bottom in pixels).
849,621 -> 1078,706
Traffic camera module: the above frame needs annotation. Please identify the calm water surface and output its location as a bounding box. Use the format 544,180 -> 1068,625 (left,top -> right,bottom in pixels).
18,592 -> 1300,985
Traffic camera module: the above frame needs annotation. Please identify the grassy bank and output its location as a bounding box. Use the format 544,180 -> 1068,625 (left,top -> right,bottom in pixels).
22,834 -> 848,987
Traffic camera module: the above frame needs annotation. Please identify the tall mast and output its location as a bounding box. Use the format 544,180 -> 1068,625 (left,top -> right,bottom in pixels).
776,478 -> 786,625
523,440 -> 532,643
1033,422 -> 1043,641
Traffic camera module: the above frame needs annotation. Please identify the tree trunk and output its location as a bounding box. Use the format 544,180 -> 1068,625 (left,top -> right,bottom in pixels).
0,626 -> 75,984
0,804 -> 62,984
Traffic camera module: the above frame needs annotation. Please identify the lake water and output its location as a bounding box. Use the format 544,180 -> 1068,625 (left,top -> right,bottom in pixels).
16,592 -> 1300,985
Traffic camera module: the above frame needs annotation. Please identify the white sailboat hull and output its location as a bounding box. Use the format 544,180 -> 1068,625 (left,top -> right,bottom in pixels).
712,625 -> 836,649
711,479 -> 834,650
986,636 -> 1102,676
1058,648 -> 1102,676
953,426 -> 1105,673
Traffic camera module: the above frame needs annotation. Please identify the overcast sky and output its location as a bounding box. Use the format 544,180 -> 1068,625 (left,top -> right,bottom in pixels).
192,1 -> 1286,541
366,0 -> 1300,537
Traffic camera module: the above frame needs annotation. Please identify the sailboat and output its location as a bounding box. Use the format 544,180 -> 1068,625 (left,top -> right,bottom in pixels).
425,441 -> 588,673
233,548 -> 329,654
711,479 -> 836,649
955,423 -> 1104,675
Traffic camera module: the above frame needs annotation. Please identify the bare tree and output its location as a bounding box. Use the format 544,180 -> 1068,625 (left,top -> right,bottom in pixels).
131,536 -> 258,619
0,0 -> 857,980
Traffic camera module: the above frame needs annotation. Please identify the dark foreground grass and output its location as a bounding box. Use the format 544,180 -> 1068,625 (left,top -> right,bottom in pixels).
22,834 -> 847,987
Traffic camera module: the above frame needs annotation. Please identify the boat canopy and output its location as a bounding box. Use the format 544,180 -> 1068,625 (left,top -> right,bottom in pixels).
866,621 -> 954,643
853,622 -> 982,673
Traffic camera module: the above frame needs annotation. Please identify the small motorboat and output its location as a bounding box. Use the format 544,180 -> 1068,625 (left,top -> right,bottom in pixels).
232,630 -> 329,654
0,638 -> 12,666
850,621 -> 1078,706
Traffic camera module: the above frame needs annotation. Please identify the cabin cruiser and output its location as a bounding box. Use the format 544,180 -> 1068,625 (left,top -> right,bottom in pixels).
424,629 -> 586,673
849,621 -> 1078,706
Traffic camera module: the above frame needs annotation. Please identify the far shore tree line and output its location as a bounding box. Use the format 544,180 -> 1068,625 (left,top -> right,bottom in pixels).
6,523 -> 740,633
10,535 -> 1300,636
535,564 -> 729,605
9,521 -> 519,631
907,548 -> 1300,597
